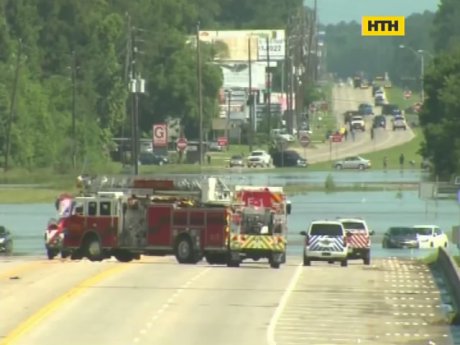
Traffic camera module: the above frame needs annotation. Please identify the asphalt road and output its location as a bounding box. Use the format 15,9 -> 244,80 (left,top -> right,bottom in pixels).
295,84 -> 415,163
1,255 -> 458,345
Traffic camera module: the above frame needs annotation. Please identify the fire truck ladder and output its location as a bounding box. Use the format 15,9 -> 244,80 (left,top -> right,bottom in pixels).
78,175 -> 232,204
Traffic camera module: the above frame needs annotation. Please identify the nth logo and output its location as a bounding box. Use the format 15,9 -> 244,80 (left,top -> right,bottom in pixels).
362,16 -> 405,36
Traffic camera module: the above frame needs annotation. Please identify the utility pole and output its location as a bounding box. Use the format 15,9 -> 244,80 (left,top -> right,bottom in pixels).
71,50 -> 77,170
266,36 -> 271,134
121,13 -> 132,167
248,37 -> 253,151
4,39 -> 22,171
131,26 -> 139,175
196,22 -> 204,165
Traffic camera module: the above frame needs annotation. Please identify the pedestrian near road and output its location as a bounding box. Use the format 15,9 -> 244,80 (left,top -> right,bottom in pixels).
351,128 -> 355,142
383,156 -> 387,171
370,128 -> 374,140
344,128 -> 348,141
399,153 -> 405,170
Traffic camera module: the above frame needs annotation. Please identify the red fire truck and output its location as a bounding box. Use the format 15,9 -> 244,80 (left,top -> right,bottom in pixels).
60,175 -> 234,263
226,186 -> 290,268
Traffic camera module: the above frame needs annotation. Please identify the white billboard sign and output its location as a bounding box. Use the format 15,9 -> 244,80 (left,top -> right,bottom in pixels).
257,39 -> 285,61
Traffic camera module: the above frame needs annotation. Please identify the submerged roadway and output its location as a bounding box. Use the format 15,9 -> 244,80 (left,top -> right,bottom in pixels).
0,255 -> 458,345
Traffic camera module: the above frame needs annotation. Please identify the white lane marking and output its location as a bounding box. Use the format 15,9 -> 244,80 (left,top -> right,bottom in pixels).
267,263 -> 303,345
133,267 -> 211,344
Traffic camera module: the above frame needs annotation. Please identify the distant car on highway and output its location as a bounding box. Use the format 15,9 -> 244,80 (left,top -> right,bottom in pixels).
350,115 -> 366,131
382,227 -> 418,249
381,104 -> 400,116
334,156 -> 371,170
413,225 -> 448,249
229,155 -> 244,168
344,110 -> 360,124
392,115 -> 407,131
358,103 -> 374,116
0,226 -> 13,255
374,94 -> 385,106
373,115 -> 386,129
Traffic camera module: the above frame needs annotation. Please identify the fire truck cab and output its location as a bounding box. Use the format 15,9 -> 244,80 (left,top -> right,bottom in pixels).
227,186 -> 289,268
61,175 -> 234,264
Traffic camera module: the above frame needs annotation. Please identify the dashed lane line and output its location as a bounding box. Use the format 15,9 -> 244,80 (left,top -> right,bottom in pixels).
132,267 -> 211,344
267,263 -> 303,345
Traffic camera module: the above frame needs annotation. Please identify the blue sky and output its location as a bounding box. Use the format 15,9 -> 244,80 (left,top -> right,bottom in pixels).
303,0 -> 441,25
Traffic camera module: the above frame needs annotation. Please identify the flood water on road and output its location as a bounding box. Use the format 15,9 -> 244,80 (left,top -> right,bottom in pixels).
2,186 -> 459,260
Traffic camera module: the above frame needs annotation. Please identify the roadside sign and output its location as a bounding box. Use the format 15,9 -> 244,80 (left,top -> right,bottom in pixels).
299,135 -> 310,148
153,124 -> 168,147
217,136 -> 228,147
176,137 -> 188,151
331,134 -> 343,143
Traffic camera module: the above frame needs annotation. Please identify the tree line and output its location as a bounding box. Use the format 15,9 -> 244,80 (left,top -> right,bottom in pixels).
0,0 -> 302,172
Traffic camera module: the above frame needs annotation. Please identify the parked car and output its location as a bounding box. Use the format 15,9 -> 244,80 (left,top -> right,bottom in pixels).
0,226 -> 13,255
272,150 -> 308,167
208,142 -> 223,152
382,227 -> 418,249
334,156 -> 371,170
373,115 -> 386,128
413,225 -> 448,249
138,152 -> 169,166
247,150 -> 271,168
229,155 -> 244,168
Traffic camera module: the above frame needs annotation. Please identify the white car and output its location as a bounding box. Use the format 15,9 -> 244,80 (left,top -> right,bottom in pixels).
299,220 -> 348,267
247,150 -> 271,168
413,225 -> 449,249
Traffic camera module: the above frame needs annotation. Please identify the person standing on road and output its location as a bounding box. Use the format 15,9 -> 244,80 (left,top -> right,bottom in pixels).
351,128 -> 355,141
383,156 -> 388,171
344,128 -> 348,141
399,153 -> 405,170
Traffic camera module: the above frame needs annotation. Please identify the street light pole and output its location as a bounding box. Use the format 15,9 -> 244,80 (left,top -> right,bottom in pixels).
399,45 -> 427,104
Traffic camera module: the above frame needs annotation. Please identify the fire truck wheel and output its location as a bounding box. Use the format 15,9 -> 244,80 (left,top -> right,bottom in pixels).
175,236 -> 194,264
61,250 -> 70,259
114,251 -> 134,263
363,251 -> 371,265
84,236 -> 103,261
270,262 -> 280,269
46,248 -> 57,260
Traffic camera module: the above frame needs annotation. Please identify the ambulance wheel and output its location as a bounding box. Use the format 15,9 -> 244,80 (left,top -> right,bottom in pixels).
363,251 -> 371,265
175,236 -> 194,264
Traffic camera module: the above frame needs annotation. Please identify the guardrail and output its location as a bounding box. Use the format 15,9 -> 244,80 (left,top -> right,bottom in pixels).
434,247 -> 460,324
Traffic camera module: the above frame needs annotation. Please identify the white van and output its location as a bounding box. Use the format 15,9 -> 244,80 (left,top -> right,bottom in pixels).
300,220 -> 348,267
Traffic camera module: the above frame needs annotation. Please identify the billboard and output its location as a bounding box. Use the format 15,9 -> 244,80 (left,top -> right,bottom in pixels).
219,62 -> 267,89
198,30 -> 285,62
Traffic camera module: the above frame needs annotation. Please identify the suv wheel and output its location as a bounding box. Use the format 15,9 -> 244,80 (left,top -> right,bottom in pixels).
358,164 -> 364,170
341,260 -> 348,267
335,164 -> 343,170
